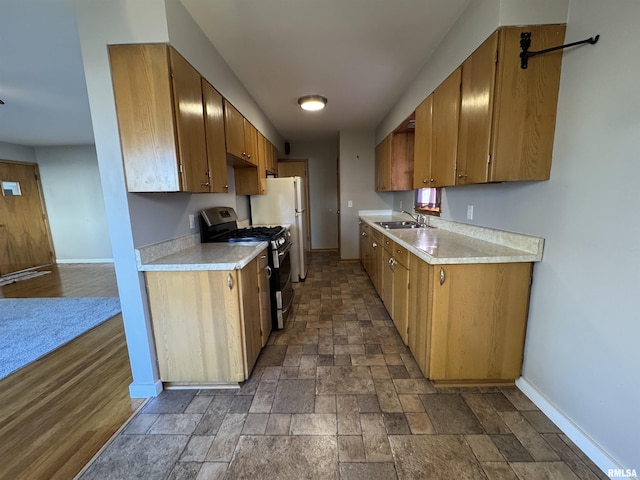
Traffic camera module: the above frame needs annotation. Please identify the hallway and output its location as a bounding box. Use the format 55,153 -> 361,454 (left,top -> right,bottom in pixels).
79,252 -> 606,479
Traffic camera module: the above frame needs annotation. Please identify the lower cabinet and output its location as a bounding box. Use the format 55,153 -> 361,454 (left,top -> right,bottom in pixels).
145,252 -> 269,384
360,223 -> 382,295
381,238 -> 410,345
407,252 -> 532,384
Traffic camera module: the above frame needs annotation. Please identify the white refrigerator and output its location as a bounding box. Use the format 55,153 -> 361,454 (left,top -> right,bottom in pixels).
250,177 -> 309,282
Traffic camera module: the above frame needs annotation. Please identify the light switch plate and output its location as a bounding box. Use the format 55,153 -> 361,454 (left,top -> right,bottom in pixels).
188,214 -> 195,229
467,205 -> 474,220
348,200 -> 353,208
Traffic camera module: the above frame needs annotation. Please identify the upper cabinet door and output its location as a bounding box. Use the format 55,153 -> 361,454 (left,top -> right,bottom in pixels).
431,67 -> 461,187
169,48 -> 209,193
243,120 -> 258,166
413,93 -> 433,189
202,79 -> 229,193
457,32 -> 498,185
224,100 -> 246,161
490,25 -> 566,182
110,44 -> 181,192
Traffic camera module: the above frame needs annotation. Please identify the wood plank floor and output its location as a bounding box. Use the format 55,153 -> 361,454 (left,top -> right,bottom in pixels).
0,264 -> 142,480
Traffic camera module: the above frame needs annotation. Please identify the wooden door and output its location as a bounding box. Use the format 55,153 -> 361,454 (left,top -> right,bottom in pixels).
0,161 -> 54,275
457,32 -> 498,185
375,136 -> 391,191
408,254 -> 433,377
239,257 -> 262,376
257,251 -> 272,347
490,25 -> 566,181
256,132 -> 267,194
145,270 -> 246,383
413,94 -> 433,189
381,248 -> 394,316
277,159 -> 312,252
109,44 -> 181,192
429,263 -> 532,381
224,100 -> 246,161
169,48 -> 209,192
243,120 -> 258,166
390,132 -> 414,191
202,79 -> 229,193
431,67 -> 461,187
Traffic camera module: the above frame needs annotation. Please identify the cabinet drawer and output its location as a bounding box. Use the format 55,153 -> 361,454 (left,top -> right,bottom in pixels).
393,242 -> 410,268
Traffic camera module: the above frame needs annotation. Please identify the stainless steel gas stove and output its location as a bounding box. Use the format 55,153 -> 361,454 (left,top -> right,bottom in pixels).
199,206 -> 293,329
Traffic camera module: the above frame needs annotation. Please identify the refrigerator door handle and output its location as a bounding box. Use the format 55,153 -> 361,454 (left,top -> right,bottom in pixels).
295,209 -> 305,215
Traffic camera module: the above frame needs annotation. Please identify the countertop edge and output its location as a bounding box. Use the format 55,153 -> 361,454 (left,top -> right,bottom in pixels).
137,241 -> 269,272
360,215 -> 543,265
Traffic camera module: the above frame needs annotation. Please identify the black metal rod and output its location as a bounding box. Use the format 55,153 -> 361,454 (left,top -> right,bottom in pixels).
520,32 -> 600,69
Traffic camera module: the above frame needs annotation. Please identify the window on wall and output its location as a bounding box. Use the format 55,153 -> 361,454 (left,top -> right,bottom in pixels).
414,187 -> 441,216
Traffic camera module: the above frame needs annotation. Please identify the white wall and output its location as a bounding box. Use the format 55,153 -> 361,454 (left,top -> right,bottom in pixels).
36,145 -> 112,261
0,141 -> 37,163
339,131 -> 393,259
377,0 -> 638,470
164,0 -> 283,149
75,0 -> 169,398
282,140 -> 339,250
75,0 -> 284,397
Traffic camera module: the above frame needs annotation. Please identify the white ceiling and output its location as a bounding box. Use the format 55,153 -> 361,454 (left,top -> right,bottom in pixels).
0,0 -> 470,147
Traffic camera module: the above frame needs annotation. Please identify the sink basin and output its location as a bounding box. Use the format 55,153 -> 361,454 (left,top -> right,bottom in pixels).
375,220 -> 421,229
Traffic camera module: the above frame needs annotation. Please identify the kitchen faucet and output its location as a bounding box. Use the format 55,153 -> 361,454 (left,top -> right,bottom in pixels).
401,210 -> 426,226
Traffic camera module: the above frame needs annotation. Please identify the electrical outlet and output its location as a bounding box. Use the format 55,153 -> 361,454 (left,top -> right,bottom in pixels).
188,214 -> 195,229
467,205 -> 474,220
348,200 -> 353,208
399,200 -> 403,209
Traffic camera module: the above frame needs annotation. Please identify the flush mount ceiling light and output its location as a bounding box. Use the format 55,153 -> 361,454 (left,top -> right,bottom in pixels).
298,95 -> 327,111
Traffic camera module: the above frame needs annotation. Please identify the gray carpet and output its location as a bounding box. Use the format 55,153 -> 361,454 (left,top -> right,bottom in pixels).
0,297 -> 121,380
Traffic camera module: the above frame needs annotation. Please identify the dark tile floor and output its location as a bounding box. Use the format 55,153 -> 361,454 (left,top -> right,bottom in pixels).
80,252 -> 607,480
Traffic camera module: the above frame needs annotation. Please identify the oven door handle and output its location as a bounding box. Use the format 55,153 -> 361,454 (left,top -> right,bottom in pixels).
278,241 -> 292,257
266,266 -> 272,279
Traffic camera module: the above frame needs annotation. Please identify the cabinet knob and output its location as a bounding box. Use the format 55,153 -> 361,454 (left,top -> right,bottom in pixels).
372,242 -> 377,248
242,152 -> 247,157
457,173 -> 468,178
430,178 -> 435,183
247,154 -> 251,159
224,184 -> 229,189
227,273 -> 233,290
439,267 -> 445,285
422,179 -> 427,184
201,182 -> 210,186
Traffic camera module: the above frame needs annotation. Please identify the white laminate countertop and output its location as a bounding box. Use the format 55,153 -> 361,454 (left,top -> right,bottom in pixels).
359,213 -> 544,265
137,241 -> 269,271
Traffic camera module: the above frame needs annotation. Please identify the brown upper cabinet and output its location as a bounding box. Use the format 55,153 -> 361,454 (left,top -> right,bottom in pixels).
431,67 -> 461,187
413,93 -> 433,188
413,24 -> 566,188
224,100 -> 258,167
110,44 -> 215,193
457,25 -> 566,183
202,79 -> 230,193
375,115 -> 415,192
488,25 -> 565,181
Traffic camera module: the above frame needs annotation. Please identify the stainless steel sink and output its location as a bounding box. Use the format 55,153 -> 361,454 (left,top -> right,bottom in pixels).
374,220 -> 421,229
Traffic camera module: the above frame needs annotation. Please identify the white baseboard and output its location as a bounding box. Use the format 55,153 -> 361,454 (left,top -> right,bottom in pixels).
56,258 -> 114,264
516,377 -> 621,475
128,380 -> 163,398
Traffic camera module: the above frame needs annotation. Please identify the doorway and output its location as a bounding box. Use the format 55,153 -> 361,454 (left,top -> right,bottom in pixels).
277,159 -> 312,252
0,161 -> 55,275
